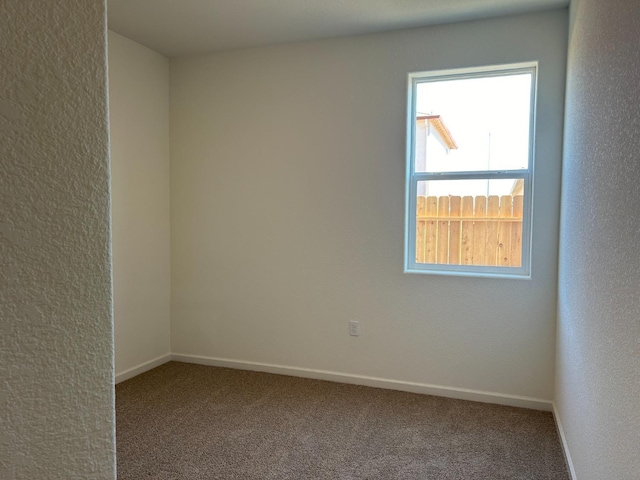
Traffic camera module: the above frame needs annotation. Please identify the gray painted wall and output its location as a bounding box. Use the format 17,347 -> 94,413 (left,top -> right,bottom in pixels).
0,1 -> 115,478
170,10 -> 567,404
108,31 -> 172,379
556,0 -> 640,478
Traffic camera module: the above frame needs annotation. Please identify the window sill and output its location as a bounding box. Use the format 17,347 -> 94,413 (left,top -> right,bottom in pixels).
404,265 -> 531,280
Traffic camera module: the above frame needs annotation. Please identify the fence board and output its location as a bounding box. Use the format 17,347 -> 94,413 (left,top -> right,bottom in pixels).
425,196 -> 437,263
449,196 -> 461,265
510,195 -> 524,268
497,195 -> 513,267
472,196 -> 487,266
416,196 -> 426,263
485,196 -> 500,266
461,196 -> 474,265
436,196 -> 450,264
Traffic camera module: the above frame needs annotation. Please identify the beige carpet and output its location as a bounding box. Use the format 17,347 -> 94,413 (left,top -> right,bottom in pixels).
116,362 -> 569,480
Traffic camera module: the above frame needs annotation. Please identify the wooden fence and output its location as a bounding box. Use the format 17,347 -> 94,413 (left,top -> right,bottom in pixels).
416,195 -> 523,267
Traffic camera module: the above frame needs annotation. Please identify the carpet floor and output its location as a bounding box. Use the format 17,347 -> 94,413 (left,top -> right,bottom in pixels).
116,362 -> 569,480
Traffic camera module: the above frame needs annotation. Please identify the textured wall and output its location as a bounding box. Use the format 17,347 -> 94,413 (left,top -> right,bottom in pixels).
108,31 -> 172,378
0,1 -> 115,479
170,10 -> 567,402
556,0 -> 640,478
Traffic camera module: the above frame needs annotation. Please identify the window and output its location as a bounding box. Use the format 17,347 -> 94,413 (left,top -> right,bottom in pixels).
405,63 -> 537,278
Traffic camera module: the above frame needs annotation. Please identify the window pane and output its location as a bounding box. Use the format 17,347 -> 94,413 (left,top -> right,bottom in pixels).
414,74 -> 531,173
415,179 -> 524,267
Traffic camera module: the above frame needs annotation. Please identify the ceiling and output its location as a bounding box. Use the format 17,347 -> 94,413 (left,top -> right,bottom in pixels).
108,0 -> 569,57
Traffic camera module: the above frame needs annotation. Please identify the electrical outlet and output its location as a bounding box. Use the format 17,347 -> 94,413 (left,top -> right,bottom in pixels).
349,320 -> 360,336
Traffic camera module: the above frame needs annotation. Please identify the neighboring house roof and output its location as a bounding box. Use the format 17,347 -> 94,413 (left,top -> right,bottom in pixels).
417,114 -> 458,150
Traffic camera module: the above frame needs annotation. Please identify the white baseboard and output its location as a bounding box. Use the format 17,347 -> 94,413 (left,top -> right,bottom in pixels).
171,353 -> 553,411
552,403 -> 578,480
115,353 -> 172,384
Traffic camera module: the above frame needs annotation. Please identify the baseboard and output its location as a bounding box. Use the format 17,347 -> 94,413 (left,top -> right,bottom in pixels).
171,353 -> 553,411
115,353 -> 173,384
552,403 -> 578,480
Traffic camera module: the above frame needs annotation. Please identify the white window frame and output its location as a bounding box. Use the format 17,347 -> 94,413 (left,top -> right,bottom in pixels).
404,62 -> 537,279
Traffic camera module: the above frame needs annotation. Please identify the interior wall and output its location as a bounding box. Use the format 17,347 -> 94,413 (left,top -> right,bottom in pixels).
108,31 -> 172,379
1,1 -> 115,478
170,10 -> 567,403
555,0 -> 640,478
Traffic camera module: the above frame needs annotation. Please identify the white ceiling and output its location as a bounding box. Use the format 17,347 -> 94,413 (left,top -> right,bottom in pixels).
108,0 -> 569,57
